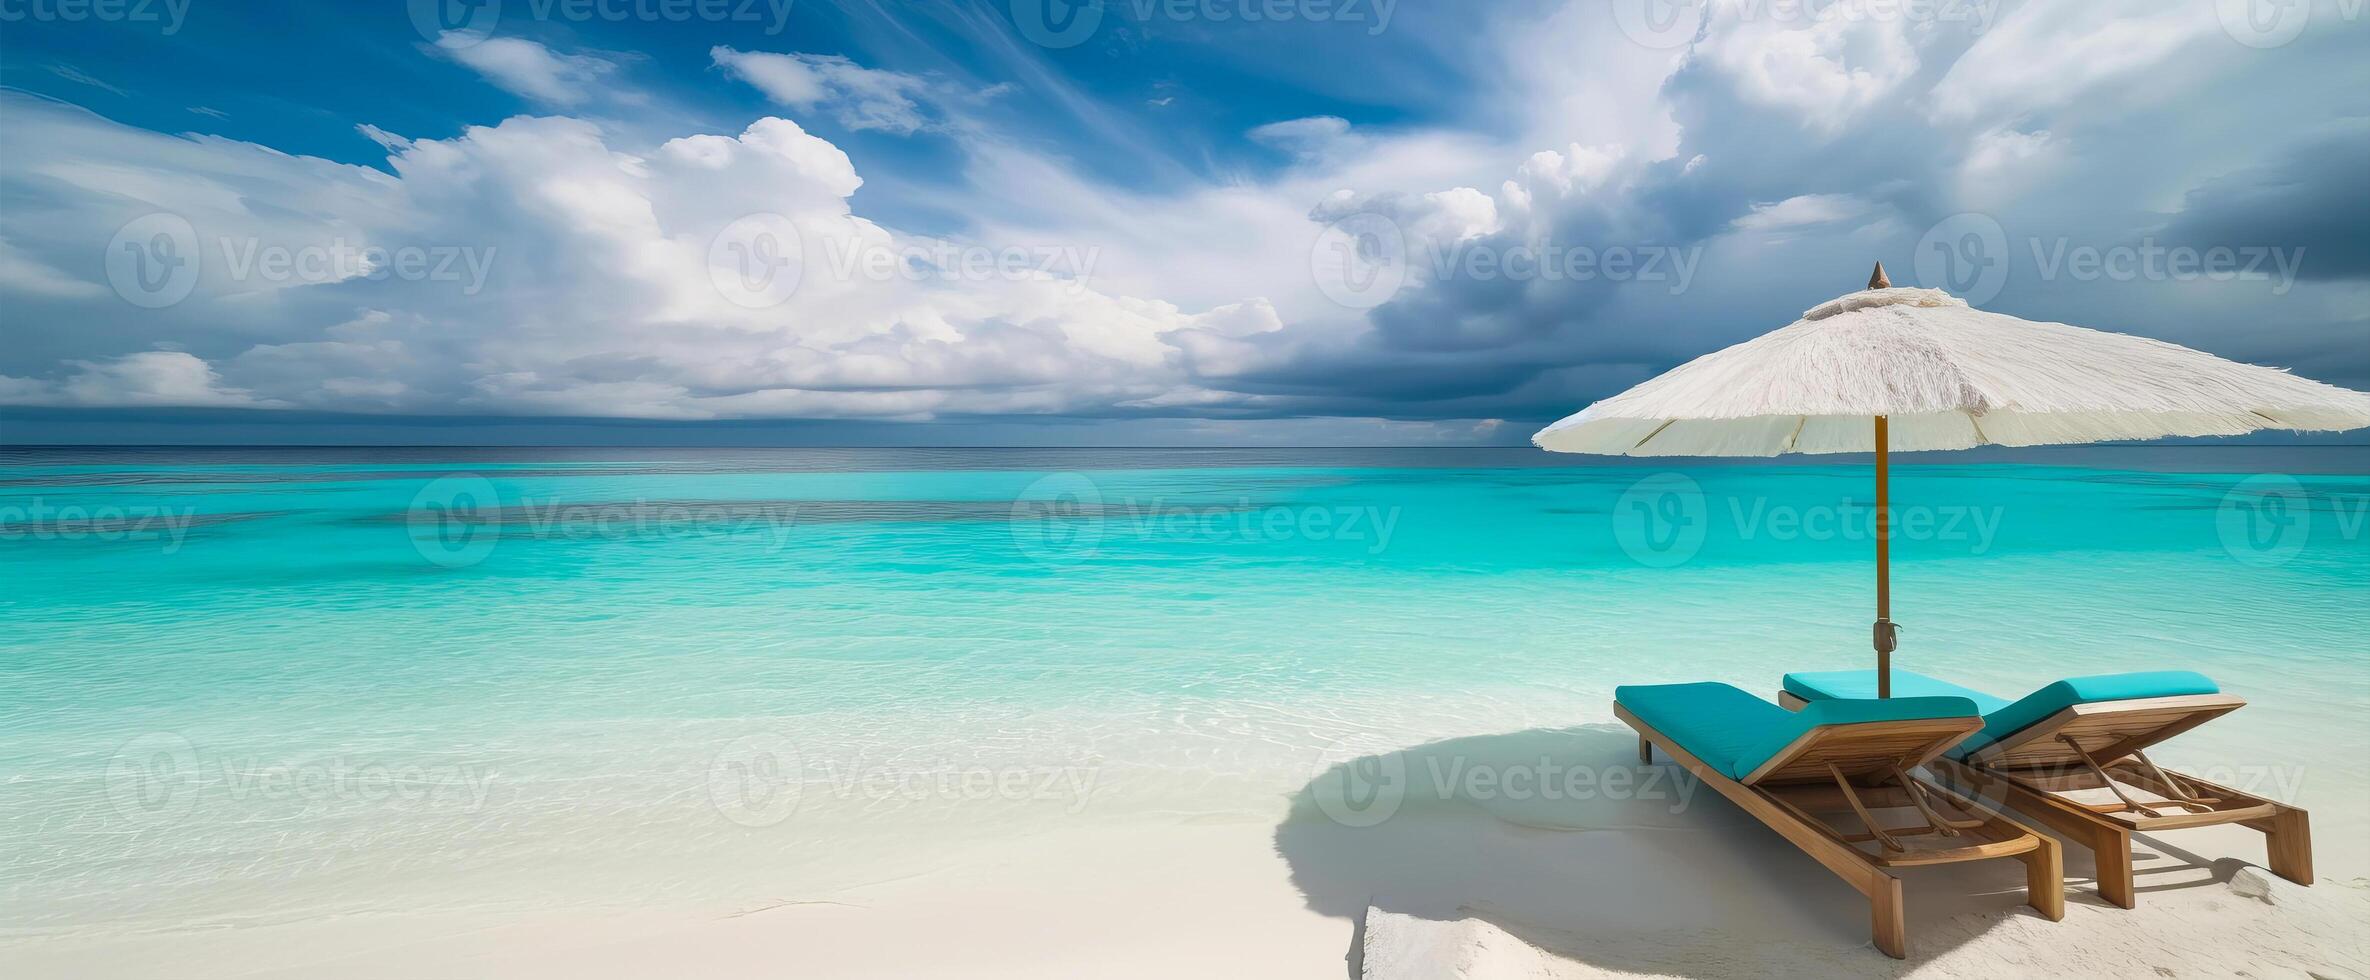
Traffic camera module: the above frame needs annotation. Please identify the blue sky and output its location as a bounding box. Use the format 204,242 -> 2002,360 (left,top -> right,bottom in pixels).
2,0 -> 2366,444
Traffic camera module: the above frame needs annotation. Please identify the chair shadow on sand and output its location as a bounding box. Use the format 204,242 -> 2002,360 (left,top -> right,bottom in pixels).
1272,723 -> 2240,977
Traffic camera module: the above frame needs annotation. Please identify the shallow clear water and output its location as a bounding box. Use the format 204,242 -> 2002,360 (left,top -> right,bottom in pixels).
2,446 -> 2365,936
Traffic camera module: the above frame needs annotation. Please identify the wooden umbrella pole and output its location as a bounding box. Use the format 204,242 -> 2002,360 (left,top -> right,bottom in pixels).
1874,414 -> 1894,698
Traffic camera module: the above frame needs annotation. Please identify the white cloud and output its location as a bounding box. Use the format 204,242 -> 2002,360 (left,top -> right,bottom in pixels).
3,3 -> 2363,429
434,33 -> 618,106
1694,7 -> 1920,131
1248,116 -> 1355,158
1932,2 -> 2217,126
48,63 -> 125,96
1955,127 -> 2059,206
0,92 -> 1261,421
711,47 -> 931,134
1731,193 -> 1873,231
0,237 -> 104,298
1502,144 -> 1623,214
355,123 -> 412,153
2,350 -> 275,408
710,46 -> 826,104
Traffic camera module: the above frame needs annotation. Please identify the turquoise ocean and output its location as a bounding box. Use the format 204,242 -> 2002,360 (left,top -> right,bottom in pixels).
3,446 -> 2364,938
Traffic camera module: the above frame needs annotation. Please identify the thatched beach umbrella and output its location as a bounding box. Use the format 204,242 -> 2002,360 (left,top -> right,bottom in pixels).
1534,264 -> 2370,696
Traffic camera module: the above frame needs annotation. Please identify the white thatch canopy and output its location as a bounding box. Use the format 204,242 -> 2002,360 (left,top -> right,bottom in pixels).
1534,285 -> 2370,457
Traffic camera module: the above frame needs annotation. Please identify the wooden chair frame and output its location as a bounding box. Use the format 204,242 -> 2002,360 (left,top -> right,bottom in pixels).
1617,703 -> 2062,958
1778,691 -> 2313,908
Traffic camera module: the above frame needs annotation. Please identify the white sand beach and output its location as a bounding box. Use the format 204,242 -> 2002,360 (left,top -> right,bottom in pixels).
11,712 -> 2365,979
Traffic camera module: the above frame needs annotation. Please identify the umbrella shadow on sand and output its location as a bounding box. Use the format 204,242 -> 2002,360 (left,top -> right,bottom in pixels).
1271,723 -> 2229,977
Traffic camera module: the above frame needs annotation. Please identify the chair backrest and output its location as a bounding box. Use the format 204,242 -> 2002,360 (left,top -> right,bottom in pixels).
1966,694 -> 2245,770
1742,715 -> 1983,785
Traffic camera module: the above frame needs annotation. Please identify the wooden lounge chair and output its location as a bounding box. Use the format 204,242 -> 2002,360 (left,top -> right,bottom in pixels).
1615,683 -> 2063,958
1779,669 -> 2312,908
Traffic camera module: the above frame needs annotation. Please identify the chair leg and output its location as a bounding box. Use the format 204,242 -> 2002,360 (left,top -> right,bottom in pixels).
2093,826 -> 2136,909
2253,807 -> 2314,886
1638,735 -> 1652,764
1870,873 -> 1907,959
2021,834 -> 2065,920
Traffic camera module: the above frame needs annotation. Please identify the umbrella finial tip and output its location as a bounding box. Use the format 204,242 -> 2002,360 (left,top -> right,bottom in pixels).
1867,261 -> 1891,290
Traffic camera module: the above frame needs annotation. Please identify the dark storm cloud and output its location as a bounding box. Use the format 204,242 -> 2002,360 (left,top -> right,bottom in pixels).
2158,119 -> 2370,282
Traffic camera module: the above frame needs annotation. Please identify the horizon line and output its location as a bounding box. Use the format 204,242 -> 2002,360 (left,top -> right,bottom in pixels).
4,443 -> 2365,451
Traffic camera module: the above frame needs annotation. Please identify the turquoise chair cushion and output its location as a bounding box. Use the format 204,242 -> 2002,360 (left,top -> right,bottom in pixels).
1782,668 -> 2012,714
1964,671 -> 2220,755
1779,669 -> 2220,757
1618,682 -> 1978,780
